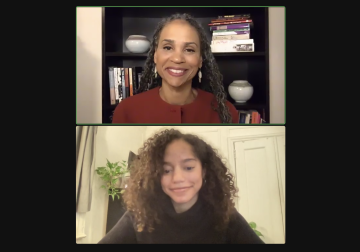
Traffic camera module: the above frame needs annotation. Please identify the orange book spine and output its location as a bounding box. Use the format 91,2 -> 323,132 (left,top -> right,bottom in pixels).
129,68 -> 133,96
251,111 -> 257,124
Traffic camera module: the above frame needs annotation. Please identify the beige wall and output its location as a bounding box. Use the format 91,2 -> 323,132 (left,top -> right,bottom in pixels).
76,7 -> 102,123
76,7 -> 285,124
269,7 -> 285,123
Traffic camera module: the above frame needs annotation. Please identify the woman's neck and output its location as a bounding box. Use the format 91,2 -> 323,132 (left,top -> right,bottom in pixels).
171,194 -> 198,213
159,82 -> 197,105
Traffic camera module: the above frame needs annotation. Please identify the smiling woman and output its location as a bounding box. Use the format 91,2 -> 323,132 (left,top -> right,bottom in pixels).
98,128 -> 264,244
112,13 -> 239,124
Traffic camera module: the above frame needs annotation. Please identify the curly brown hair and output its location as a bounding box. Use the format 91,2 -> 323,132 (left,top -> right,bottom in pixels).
123,128 -> 238,233
136,13 -> 233,123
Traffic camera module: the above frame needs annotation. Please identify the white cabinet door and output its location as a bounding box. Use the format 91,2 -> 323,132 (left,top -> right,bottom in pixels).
275,135 -> 285,235
234,137 -> 284,244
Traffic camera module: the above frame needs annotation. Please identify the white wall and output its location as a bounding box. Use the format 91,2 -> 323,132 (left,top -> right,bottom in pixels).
269,7 -> 285,123
77,126 -> 146,243
145,126 -> 284,160
76,7 -> 102,123
76,7 -> 285,124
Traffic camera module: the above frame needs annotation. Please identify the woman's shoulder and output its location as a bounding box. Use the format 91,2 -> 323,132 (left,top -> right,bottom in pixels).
120,87 -> 160,105
197,88 -> 237,110
114,87 -> 160,113
112,88 -> 158,123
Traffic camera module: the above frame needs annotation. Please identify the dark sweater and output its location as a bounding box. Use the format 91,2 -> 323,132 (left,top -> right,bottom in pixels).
98,196 -> 265,244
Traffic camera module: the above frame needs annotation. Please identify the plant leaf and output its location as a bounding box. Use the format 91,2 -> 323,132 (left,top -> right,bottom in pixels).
117,194 -> 120,199
102,174 -> 110,182
96,167 -> 106,175
249,222 -> 256,229
100,185 -> 106,189
111,194 -> 115,201
120,189 -> 125,194
106,159 -> 112,168
254,230 -> 263,237
112,178 -> 118,185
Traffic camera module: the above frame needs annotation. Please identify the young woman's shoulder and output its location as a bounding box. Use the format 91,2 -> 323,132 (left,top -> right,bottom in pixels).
97,211 -> 137,244
226,209 -> 265,244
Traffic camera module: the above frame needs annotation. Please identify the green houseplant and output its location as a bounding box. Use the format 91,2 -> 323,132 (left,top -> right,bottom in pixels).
248,222 -> 264,237
95,159 -> 129,201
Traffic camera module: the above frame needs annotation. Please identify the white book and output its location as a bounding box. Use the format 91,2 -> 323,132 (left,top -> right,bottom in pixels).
211,44 -> 254,52
212,34 -> 250,40
114,67 -> 119,102
211,39 -> 253,45
117,67 -> 122,101
211,39 -> 254,53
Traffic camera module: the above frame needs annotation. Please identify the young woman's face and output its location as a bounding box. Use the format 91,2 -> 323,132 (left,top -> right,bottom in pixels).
161,139 -> 204,210
154,20 -> 202,89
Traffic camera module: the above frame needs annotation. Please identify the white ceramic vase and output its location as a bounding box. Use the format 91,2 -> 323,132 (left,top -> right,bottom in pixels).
228,80 -> 253,103
125,35 -> 150,53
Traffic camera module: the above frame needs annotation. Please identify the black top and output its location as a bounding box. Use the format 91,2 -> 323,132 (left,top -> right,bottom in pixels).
98,196 -> 265,244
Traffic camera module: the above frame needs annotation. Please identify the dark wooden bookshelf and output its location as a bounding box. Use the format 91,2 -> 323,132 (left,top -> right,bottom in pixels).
102,7 -> 270,123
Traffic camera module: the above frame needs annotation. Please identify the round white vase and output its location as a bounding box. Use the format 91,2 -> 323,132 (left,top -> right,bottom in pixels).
125,35 -> 150,53
228,80 -> 253,103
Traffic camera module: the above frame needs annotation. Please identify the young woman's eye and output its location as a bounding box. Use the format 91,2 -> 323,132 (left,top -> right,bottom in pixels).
164,169 -> 171,174
185,167 -> 194,171
186,49 -> 195,52
163,46 -> 172,50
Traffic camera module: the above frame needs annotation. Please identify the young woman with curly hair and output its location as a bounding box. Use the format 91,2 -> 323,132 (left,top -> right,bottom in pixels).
112,13 -> 239,124
98,129 -> 264,244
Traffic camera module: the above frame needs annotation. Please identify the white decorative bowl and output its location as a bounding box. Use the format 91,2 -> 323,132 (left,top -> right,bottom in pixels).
228,80 -> 253,103
125,35 -> 150,53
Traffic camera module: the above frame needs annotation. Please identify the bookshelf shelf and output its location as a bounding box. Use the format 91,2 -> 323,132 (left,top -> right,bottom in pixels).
233,103 -> 266,110
102,7 -> 270,123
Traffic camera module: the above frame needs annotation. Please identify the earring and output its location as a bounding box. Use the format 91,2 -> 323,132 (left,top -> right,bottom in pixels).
154,66 -> 157,78
198,68 -> 202,83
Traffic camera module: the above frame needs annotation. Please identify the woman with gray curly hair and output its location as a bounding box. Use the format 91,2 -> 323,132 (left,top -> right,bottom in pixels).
112,13 -> 239,124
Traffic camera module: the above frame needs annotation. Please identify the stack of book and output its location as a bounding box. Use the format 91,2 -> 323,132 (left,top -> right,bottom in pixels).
237,110 -> 265,124
108,66 -> 144,105
209,14 -> 254,53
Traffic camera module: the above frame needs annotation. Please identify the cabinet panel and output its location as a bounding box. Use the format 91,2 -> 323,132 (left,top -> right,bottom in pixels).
275,135 -> 285,235
235,137 -> 284,243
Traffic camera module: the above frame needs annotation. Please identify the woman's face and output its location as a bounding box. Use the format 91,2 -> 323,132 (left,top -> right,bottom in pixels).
161,139 -> 204,211
154,20 -> 203,89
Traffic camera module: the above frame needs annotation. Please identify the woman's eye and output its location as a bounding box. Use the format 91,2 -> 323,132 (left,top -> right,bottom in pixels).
185,167 -> 194,171
163,46 -> 172,50
186,49 -> 195,52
